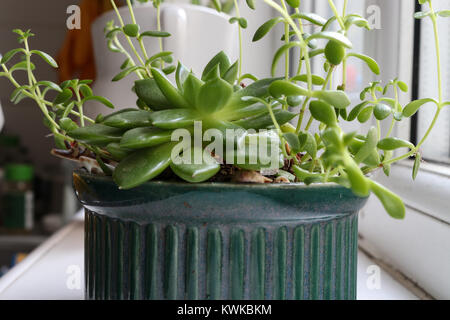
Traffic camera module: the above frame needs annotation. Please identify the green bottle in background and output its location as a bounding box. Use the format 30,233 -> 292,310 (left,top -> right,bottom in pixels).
1,164 -> 34,232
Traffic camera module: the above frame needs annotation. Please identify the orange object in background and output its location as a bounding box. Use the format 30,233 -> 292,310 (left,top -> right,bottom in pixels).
57,0 -> 121,82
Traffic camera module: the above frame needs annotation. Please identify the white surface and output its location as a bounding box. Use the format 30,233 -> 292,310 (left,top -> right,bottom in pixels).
0,214 -> 417,300
360,162 -> 450,300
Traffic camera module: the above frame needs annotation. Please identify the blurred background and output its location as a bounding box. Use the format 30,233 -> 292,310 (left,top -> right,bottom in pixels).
0,0 -> 448,299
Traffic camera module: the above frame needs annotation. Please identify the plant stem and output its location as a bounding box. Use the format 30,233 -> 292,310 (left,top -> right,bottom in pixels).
74,88 -> 84,127
430,2 -> 443,105
281,0 -> 290,80
110,0 -> 146,68
234,0 -> 243,79
156,3 -> 164,68
126,0 -> 150,61
327,0 -> 345,29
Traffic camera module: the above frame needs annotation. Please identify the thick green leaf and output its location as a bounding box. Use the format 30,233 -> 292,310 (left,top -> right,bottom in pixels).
170,147 -> 220,183
253,17 -> 284,42
197,77 -> 233,114
345,160 -> 370,197
150,109 -> 199,129
175,62 -> 190,91
59,117 -> 78,132
286,0 -> 300,8
347,101 -> 369,121
347,52 -> 380,75
306,31 -> 353,49
182,73 -> 204,107
271,42 -> 301,76
113,142 -> 176,189
112,66 -> 141,81
10,61 -> 35,73
135,79 -> 172,110
0,48 -> 25,64
151,67 -> 189,108
299,131 -> 317,158
123,24 -> 140,37
223,61 -> 239,85
357,106 -> 374,123
227,77 -> 280,110
291,12 -> 327,26
201,51 -> 230,80
377,137 -> 415,150
139,30 -> 171,38
312,90 -> 351,109
120,127 -> 173,149
105,142 -> 131,161
370,181 -> 405,219
234,109 -> 296,129
68,124 -> 124,146
102,110 -> 152,129
402,98 -> 437,118
354,127 -> 378,164
269,80 -> 309,98
344,15 -> 370,30
246,0 -> 255,10
309,100 -> 337,127
291,74 -> 325,86
53,88 -> 73,105
373,103 -> 392,120
283,132 -> 301,153
83,96 -> 115,109
30,50 -> 58,68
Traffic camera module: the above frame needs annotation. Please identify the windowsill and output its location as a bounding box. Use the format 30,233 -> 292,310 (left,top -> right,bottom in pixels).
0,216 -> 420,300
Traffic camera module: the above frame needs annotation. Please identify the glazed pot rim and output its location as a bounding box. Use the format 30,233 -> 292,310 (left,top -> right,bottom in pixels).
73,169 -> 346,191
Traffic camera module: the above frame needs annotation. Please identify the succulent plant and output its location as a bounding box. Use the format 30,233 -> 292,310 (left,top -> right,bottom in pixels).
0,0 -> 448,220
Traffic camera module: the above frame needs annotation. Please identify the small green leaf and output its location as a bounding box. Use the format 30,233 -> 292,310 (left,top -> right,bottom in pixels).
59,117 -> 78,132
402,98 -> 437,118
269,80 -> 309,98
354,127 -> 378,164
139,30 -> 171,38
306,31 -> 353,49
145,51 -> 173,65
347,52 -> 380,75
291,12 -> 327,26
414,11 -> 431,19
112,66 -> 141,81
162,65 -> 176,75
271,42 -> 301,76
347,101 -> 369,121
312,90 -> 351,109
377,137 -> 415,150
283,132 -> 301,153
123,24 -> 140,37
0,48 -> 25,64
309,100 -> 337,127
370,181 -> 405,219
357,106 -> 374,123
344,15 -> 370,30
83,96 -> 115,109
79,84 -> 93,98
234,109 -> 296,130
9,61 -> 35,73
30,50 -> 58,68
299,131 -> 317,158
53,88 -> 73,105
373,103 -> 392,120
437,10 -> 450,17
286,0 -> 300,8
246,0 -> 255,10
291,74 -> 325,86
413,153 -> 421,180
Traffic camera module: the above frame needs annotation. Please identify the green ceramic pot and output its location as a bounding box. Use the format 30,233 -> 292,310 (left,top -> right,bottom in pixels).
74,170 -> 368,300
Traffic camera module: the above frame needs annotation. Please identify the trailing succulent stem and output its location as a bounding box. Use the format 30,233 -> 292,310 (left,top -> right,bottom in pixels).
0,0 -> 447,220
